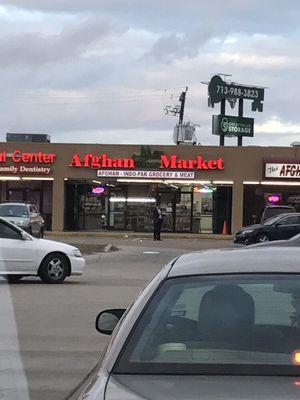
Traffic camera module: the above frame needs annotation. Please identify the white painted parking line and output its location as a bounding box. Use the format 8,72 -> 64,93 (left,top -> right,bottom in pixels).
143,251 -> 160,254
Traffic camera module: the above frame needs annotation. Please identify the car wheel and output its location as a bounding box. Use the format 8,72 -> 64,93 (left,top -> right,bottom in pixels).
4,275 -> 23,283
257,233 -> 270,243
39,253 -> 69,284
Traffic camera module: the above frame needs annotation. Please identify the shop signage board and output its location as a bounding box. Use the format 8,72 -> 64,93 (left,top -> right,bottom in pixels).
265,162 -> 300,178
212,115 -> 254,137
97,169 -> 195,179
69,152 -> 224,171
0,150 -> 56,164
0,165 -> 52,174
208,75 -> 265,112
0,149 -> 56,175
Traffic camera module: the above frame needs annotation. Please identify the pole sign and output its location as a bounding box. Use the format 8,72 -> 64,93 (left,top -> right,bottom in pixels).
208,75 -> 265,112
212,115 -> 254,137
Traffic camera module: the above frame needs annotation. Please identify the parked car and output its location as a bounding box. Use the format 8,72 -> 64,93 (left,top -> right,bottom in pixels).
0,217 -> 85,283
248,232 -> 300,248
255,205 -> 296,224
234,213 -> 300,245
68,247 -> 300,400
0,202 -> 44,238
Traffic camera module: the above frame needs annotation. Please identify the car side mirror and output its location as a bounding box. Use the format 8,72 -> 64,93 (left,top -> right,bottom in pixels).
21,231 -> 31,240
31,212 -> 38,218
95,309 -> 126,335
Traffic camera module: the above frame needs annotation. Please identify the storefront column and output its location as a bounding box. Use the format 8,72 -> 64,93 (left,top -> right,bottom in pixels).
0,182 -> 6,202
231,181 -> 243,234
52,177 -> 65,231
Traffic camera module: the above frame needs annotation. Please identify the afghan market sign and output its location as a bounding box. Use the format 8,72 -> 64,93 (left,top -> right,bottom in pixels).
265,162 -> 300,178
69,153 -> 224,171
97,170 -> 195,179
212,115 -> 254,137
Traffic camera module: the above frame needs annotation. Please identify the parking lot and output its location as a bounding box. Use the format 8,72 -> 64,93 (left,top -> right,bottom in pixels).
1,236 -> 233,400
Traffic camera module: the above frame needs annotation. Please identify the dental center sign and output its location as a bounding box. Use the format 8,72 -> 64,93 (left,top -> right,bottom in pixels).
0,150 -> 56,174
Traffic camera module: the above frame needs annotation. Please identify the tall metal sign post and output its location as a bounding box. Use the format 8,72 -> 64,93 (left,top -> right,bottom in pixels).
207,75 -> 265,146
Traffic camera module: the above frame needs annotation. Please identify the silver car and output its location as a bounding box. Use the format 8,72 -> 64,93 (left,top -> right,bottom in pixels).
69,247 -> 300,400
248,233 -> 300,248
0,202 -> 44,238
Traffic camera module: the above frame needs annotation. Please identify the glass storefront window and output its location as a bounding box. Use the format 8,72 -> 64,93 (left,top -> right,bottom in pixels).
193,185 -> 214,233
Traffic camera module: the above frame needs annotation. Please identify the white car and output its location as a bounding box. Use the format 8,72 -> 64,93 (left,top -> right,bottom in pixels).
0,216 -> 85,283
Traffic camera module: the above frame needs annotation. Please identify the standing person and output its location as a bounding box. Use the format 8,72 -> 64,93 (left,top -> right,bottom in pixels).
153,202 -> 163,241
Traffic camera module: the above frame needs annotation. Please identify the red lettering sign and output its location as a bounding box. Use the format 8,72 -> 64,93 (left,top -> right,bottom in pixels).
0,150 -> 56,164
69,153 -> 224,171
69,153 -> 135,169
160,155 -> 224,170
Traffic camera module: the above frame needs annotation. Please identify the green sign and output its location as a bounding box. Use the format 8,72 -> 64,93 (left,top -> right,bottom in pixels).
212,115 -> 254,137
208,75 -> 264,112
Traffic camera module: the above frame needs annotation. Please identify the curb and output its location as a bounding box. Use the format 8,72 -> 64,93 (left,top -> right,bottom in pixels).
45,231 -> 233,240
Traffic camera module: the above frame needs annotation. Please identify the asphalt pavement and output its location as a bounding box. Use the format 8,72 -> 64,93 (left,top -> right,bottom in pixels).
0,236 -> 233,400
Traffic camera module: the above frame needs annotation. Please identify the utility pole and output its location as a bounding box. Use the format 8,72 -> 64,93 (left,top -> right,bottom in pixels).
176,86 -> 188,144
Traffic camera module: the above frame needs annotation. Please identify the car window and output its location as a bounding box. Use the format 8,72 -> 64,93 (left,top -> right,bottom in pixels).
263,215 -> 284,225
0,220 -> 22,239
0,204 -> 29,218
277,216 -> 299,226
263,208 -> 294,220
115,274 -> 300,375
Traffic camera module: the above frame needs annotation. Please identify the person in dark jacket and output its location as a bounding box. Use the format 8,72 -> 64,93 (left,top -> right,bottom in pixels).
153,203 -> 163,241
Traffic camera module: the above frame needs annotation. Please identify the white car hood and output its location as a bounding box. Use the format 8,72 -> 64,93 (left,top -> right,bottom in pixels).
33,238 -> 78,254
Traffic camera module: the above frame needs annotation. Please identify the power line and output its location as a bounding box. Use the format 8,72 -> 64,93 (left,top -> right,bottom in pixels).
0,87 -> 186,99
0,96 -> 169,106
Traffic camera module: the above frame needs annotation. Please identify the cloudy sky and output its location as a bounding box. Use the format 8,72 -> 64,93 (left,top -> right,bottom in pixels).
0,0 -> 299,146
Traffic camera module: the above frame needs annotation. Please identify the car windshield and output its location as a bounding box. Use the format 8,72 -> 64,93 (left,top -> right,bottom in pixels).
0,204 -> 29,218
264,208 -> 294,220
114,274 -> 300,376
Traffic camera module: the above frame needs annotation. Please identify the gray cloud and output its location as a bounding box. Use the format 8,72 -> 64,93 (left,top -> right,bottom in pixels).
0,18 -> 119,66
0,1 -> 298,146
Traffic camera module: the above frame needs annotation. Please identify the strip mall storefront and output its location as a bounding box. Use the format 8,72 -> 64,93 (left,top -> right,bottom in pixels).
0,143 -> 300,234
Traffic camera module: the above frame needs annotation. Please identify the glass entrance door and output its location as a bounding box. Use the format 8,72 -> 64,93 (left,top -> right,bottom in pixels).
160,192 -> 175,231
159,189 -> 192,232
175,191 -> 192,232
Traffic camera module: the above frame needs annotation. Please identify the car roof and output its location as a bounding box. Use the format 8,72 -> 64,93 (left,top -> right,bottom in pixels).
0,202 -> 29,206
264,205 -> 295,209
269,212 -> 300,217
168,247 -> 300,277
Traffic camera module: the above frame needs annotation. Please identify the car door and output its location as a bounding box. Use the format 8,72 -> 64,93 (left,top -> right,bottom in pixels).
274,215 -> 299,239
0,219 -> 37,273
294,216 -> 300,235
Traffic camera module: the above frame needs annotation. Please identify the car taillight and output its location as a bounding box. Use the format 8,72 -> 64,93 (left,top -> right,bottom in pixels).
292,350 -> 300,365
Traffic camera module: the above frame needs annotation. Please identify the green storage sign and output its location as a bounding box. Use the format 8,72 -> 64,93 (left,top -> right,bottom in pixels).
212,115 -> 254,137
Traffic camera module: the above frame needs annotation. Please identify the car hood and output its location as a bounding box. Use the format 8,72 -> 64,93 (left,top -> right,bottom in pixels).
105,375 -> 300,400
0,216 -> 29,224
32,238 -> 79,254
237,224 -> 263,233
